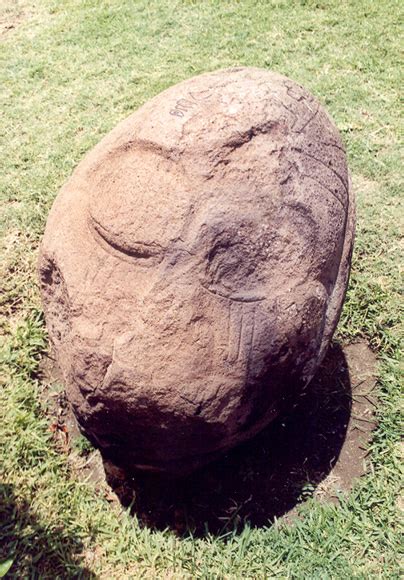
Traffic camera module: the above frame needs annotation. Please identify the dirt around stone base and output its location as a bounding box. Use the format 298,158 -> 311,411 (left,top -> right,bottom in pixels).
38,341 -> 377,535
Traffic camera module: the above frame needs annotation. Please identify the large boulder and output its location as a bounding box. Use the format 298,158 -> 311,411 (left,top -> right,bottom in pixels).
39,67 -> 355,475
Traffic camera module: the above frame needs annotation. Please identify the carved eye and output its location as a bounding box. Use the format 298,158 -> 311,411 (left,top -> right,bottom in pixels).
208,242 -> 257,289
87,146 -> 191,265
199,204 -> 318,302
201,223 -> 271,302
89,215 -> 165,265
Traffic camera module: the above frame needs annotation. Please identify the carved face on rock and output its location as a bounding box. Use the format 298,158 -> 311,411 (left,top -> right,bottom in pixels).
39,68 -> 355,475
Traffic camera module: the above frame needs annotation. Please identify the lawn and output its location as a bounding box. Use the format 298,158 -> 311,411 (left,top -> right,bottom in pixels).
0,0 -> 402,577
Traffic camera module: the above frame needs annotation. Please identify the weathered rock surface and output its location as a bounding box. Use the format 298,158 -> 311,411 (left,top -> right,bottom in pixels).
39,67 -> 355,475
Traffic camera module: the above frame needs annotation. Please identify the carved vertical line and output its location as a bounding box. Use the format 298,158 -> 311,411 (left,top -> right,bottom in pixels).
226,300 -> 231,362
236,305 -> 244,362
244,306 -> 256,382
227,302 -> 243,364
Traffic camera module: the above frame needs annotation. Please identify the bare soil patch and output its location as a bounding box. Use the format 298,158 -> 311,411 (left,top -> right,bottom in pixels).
0,1 -> 30,36
38,341 -> 377,535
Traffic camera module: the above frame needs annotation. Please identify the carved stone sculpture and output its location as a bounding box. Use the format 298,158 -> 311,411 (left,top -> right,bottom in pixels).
39,67 -> 355,475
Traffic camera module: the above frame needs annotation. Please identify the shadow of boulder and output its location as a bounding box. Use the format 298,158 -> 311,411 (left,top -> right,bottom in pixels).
105,342 -> 352,536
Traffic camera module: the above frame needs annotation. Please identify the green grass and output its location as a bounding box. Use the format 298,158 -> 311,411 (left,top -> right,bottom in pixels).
1,0 -> 403,577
